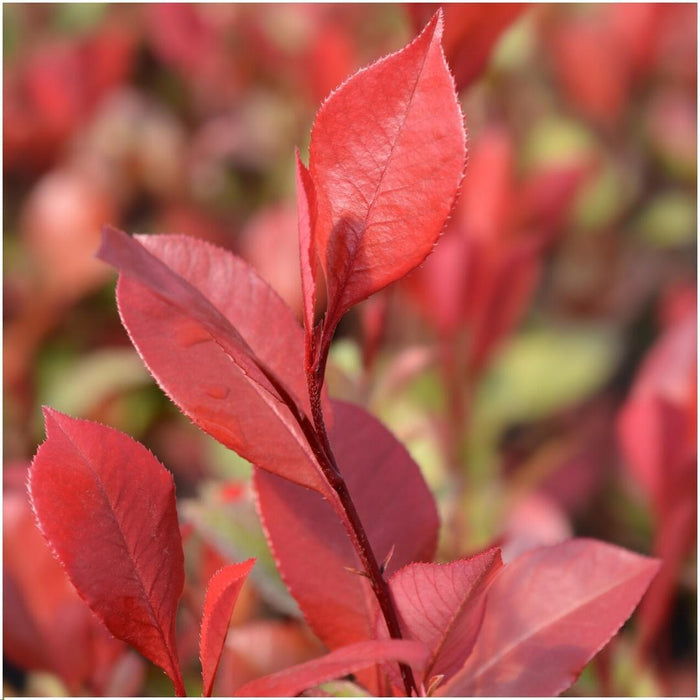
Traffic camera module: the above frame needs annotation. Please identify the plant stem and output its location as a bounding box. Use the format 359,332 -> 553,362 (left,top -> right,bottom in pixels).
307,361 -> 418,697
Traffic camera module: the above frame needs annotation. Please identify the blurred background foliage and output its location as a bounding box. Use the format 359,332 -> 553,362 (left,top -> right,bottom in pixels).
3,3 -> 696,697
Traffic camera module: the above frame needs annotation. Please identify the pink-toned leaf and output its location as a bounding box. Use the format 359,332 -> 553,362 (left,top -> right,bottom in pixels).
98,227 -> 332,498
309,10 -> 466,328
379,549 -> 503,687
28,408 -> 185,695
439,539 -> 659,697
200,559 -> 255,697
255,400 -> 438,654
233,639 -> 428,697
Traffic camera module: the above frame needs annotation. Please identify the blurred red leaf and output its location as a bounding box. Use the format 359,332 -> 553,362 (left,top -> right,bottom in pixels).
618,306 -> 696,649
28,409 -> 185,695
233,639 -> 427,697
380,549 -> 503,688
200,559 -> 255,697
439,539 -> 659,696
309,10 -> 466,330
4,471 -> 130,693
255,401 -> 438,656
404,127 -> 588,371
4,24 -> 134,172
99,228 -> 333,497
407,4 -> 527,91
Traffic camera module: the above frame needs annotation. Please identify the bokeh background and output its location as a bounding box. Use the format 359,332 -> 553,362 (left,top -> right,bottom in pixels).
3,3 -> 696,696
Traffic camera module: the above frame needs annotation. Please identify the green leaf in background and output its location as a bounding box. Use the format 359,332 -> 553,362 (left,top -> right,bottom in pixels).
475,322 -> 620,434
633,191 -> 697,248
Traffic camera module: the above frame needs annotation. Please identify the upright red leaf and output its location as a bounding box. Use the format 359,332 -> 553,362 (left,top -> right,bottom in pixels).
439,539 -> 659,696
378,549 -> 503,688
99,228 -> 334,498
309,10 -> 466,330
255,401 -> 438,658
200,559 -> 255,697
28,409 -> 185,696
233,639 -> 428,697
295,151 -> 319,363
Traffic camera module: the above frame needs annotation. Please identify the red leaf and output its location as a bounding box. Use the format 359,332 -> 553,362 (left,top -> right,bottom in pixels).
233,639 -> 428,697
309,10 -> 466,329
295,151 -> 319,361
28,409 -> 185,695
439,539 -> 659,696
379,549 -> 503,687
99,227 -> 333,498
255,401 -> 438,652
200,559 -> 255,697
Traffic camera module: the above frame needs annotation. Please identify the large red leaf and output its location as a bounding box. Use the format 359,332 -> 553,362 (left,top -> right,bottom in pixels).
438,539 -> 659,696
99,227 -> 333,498
309,10 -> 466,329
200,559 -> 255,697
28,409 -> 185,695
255,401 -> 439,658
233,639 -> 428,697
379,549 -> 503,688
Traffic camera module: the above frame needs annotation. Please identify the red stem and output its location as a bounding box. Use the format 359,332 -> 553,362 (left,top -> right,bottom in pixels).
307,330 -> 418,697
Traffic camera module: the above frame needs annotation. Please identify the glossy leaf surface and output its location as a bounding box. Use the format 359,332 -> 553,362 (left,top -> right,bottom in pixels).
255,401 -> 439,652
28,409 -> 185,695
233,639 -> 427,697
309,11 -> 466,327
381,549 -> 503,686
439,539 -> 659,696
200,559 -> 255,697
100,228 -> 332,497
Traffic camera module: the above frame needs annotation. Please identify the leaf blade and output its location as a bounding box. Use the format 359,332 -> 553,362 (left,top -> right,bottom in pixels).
309,10 -> 466,326
440,539 -> 659,696
200,559 -> 255,697
100,228 -> 332,497
28,409 -> 185,695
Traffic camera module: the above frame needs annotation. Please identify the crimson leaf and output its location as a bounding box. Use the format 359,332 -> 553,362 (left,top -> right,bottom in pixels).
98,228 -> 333,498
308,10 -> 466,332
28,408 -> 185,695
438,539 -> 659,696
200,559 -> 255,697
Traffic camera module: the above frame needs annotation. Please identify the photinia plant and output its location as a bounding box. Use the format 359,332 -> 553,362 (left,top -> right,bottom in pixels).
28,13 -> 659,697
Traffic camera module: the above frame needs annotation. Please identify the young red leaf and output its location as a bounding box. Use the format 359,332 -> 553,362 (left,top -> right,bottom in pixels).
309,10 -> 466,330
378,549 -> 503,688
295,150 -> 318,349
28,408 -> 185,696
439,539 -> 659,696
200,559 -> 255,697
255,401 -> 438,653
232,639 -> 427,697
98,227 -> 333,498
